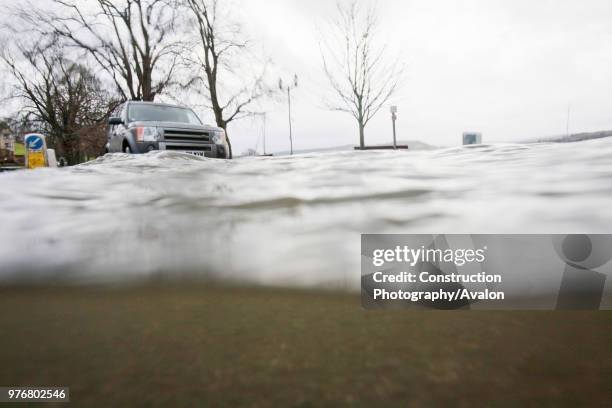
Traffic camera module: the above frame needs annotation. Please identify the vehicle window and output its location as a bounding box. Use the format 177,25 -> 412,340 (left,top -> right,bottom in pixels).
128,104 -> 202,125
109,103 -> 125,131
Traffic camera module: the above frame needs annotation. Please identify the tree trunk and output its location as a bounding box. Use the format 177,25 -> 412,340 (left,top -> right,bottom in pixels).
211,92 -> 233,159
58,134 -> 82,165
359,122 -> 365,149
226,134 -> 233,159
58,139 -> 74,165
222,125 -> 233,159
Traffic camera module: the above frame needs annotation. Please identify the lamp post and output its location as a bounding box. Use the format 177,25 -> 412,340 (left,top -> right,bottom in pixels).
262,112 -> 267,155
390,106 -> 398,149
279,74 -> 298,155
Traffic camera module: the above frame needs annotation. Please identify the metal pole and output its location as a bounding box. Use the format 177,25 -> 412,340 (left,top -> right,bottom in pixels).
566,104 -> 571,139
263,113 -> 267,155
392,114 -> 397,149
390,106 -> 398,150
288,87 -> 293,155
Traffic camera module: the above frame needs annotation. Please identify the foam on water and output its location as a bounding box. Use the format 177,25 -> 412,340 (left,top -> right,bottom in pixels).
1,138 -> 612,288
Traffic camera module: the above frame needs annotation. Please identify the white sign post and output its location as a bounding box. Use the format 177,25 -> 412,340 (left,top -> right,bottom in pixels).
390,106 -> 398,150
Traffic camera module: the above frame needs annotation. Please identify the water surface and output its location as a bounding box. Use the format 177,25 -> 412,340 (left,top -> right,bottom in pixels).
1,138 -> 612,288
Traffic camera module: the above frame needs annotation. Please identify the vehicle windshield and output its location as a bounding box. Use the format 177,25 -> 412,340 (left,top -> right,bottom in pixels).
128,104 -> 202,125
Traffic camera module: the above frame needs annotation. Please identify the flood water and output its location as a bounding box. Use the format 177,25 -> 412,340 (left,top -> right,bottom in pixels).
1,138 -> 612,288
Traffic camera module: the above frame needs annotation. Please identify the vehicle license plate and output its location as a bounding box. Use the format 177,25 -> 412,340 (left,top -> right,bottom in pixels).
184,151 -> 206,157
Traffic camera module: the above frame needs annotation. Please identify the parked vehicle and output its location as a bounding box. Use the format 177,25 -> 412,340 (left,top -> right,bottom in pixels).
106,102 -> 229,158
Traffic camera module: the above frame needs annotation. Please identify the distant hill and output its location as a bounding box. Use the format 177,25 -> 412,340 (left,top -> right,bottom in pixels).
532,130 -> 612,144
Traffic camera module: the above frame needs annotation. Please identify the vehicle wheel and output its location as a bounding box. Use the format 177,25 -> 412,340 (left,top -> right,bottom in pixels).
124,144 -> 132,154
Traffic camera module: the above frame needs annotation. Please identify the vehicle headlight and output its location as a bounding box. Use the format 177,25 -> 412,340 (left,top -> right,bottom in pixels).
134,127 -> 161,142
212,129 -> 226,145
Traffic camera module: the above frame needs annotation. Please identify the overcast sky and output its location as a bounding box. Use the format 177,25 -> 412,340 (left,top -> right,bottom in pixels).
3,0 -> 612,154
231,0 -> 612,153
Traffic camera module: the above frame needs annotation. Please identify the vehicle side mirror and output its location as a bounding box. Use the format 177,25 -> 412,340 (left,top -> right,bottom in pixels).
108,116 -> 123,125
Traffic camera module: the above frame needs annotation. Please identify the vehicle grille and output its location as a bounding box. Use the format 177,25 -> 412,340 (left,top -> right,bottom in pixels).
160,128 -> 217,155
165,145 -> 212,152
163,128 -> 211,143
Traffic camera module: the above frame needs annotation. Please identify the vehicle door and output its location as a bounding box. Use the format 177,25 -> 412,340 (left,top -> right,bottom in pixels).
109,104 -> 126,152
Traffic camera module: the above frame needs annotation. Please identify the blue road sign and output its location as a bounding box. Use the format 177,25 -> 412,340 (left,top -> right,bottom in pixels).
25,134 -> 45,151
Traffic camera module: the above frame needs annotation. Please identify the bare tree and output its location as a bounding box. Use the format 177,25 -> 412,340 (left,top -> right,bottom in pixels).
2,42 -> 117,164
321,1 -> 403,149
12,0 -> 182,102
183,0 -> 271,159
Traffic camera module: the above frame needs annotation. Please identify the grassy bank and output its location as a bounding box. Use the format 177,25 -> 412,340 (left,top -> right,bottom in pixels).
0,285 -> 610,407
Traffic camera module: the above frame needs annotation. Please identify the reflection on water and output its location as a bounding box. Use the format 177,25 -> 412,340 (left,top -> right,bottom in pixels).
1,138 -> 612,288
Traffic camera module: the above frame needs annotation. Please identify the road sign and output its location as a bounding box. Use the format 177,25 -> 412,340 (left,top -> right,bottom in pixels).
24,134 -> 48,169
